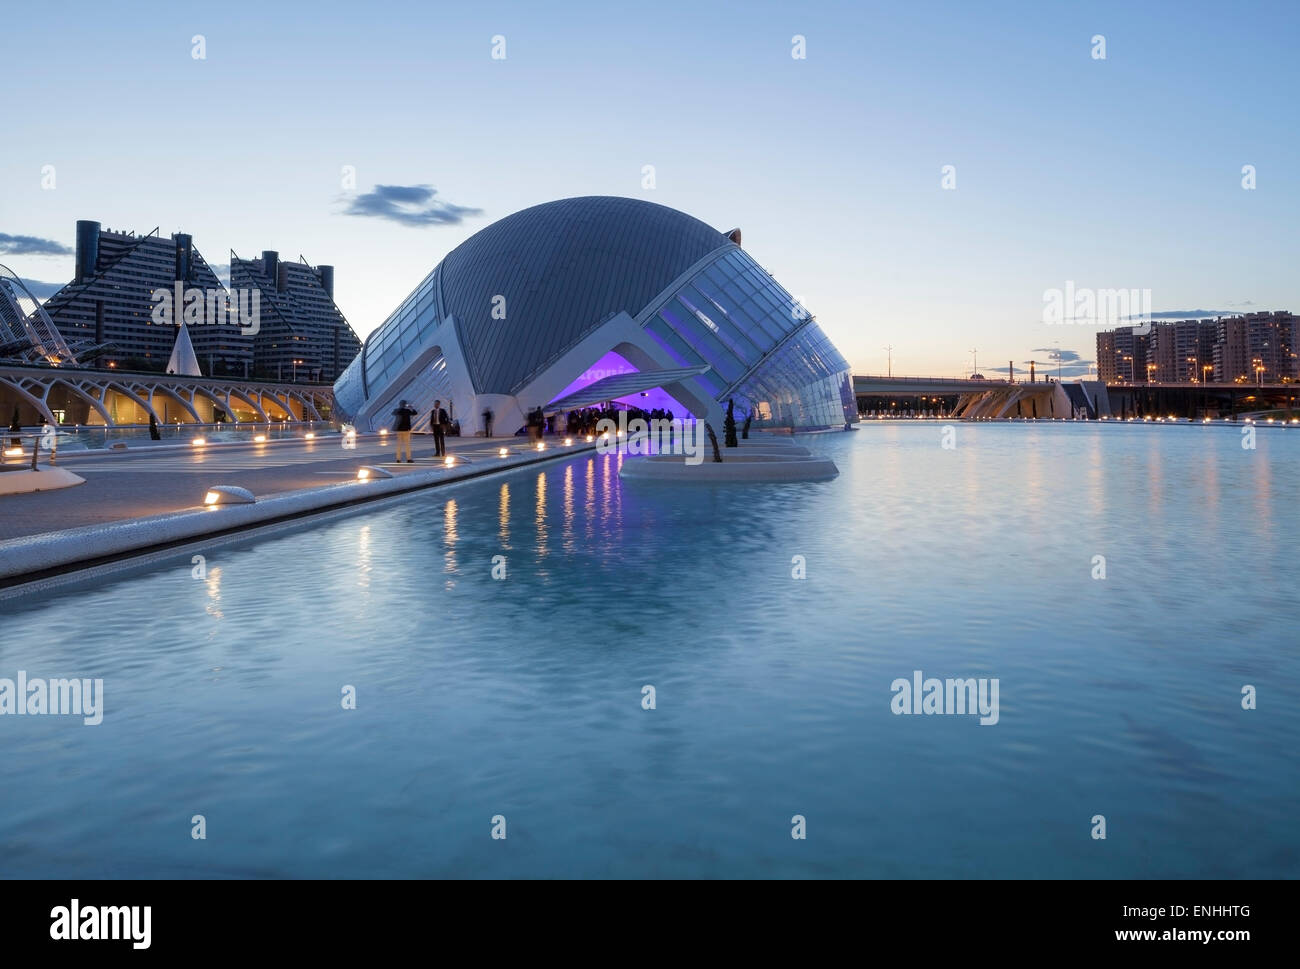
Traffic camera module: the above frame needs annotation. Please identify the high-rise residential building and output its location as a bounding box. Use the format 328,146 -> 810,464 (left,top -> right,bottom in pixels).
1213,311 -> 1299,383
1097,312 -> 1298,384
42,221 -> 252,376
1149,319 -> 1217,382
1095,325 -> 1149,382
229,251 -> 361,383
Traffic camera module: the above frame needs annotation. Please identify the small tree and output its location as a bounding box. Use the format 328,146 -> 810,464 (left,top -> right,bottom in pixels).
704,421 -> 723,462
724,398 -> 738,447
741,409 -> 753,439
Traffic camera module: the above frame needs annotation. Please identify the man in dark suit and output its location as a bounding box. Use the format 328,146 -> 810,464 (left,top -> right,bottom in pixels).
431,399 -> 450,457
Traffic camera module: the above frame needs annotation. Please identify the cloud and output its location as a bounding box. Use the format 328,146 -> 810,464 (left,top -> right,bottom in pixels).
1227,300 -> 1255,307
991,349 -> 1095,378
342,184 -> 482,226
1030,347 -> 1085,364
203,262 -> 231,285
0,233 -> 72,257
1122,309 -> 1229,320
18,278 -> 65,299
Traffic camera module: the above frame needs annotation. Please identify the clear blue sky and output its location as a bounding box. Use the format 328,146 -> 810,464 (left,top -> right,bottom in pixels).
2,0 -> 1296,377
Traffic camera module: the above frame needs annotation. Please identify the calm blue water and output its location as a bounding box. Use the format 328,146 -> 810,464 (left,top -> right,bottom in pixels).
2,423 -> 1297,878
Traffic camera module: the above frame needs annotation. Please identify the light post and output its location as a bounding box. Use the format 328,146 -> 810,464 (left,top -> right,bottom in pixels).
968,347 -> 978,379
883,344 -> 893,378
292,358 -> 303,383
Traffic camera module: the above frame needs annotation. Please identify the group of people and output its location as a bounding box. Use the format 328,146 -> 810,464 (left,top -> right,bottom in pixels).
390,399 -> 681,461
390,399 -> 450,463
548,405 -> 675,437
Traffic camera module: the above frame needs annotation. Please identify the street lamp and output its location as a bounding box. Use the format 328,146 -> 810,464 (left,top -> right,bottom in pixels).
292,358 -> 303,382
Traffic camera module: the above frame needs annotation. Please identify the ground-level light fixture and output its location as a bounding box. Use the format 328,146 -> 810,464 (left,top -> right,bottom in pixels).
305,432 -> 316,439
253,434 -> 267,443
585,435 -> 594,443
203,485 -> 255,506
499,447 -> 509,458
3,447 -> 23,457
379,428 -> 388,436
357,466 -> 393,481
444,456 -> 456,466
564,437 -> 573,446
191,437 -> 207,447
536,442 -> 546,451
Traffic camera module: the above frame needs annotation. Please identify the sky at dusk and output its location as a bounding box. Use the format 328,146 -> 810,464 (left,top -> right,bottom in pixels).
2,0 -> 1296,378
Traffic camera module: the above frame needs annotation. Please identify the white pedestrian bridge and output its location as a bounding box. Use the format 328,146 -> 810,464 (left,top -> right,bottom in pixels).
0,362 -> 333,427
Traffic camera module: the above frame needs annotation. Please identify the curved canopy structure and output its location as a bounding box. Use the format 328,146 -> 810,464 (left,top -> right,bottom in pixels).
0,264 -> 78,365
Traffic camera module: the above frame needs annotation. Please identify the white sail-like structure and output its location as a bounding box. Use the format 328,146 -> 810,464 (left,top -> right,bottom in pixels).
166,323 -> 202,376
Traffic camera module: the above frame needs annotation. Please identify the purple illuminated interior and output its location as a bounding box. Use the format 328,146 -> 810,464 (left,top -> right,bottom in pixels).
548,350 -> 694,415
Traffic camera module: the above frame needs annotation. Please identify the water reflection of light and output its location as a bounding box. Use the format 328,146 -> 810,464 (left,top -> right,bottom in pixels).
601,453 -> 612,528
498,483 -> 510,546
535,472 -> 548,555
205,566 -> 223,620
444,499 -> 458,576
1252,450 -> 1272,537
1086,429 -> 1104,518
563,464 -> 574,549
357,525 -> 372,589
585,458 -> 596,543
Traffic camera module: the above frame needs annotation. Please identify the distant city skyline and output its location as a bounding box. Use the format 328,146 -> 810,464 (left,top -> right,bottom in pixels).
2,0 -> 1296,378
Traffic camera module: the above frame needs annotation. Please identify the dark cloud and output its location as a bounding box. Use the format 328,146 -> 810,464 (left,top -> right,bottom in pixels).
1123,309 -> 1228,320
992,349 -> 1095,378
18,278 -> 65,299
1030,348 -> 1085,364
0,233 -> 72,257
342,184 -> 482,226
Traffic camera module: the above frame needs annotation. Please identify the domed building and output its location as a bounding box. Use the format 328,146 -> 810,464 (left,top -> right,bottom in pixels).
333,196 -> 855,435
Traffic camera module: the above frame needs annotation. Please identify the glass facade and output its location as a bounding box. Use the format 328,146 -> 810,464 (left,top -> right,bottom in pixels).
639,247 -> 854,429
334,266 -> 442,420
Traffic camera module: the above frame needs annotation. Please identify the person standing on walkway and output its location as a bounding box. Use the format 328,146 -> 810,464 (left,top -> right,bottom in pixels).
391,399 -> 416,463
431,399 -> 450,457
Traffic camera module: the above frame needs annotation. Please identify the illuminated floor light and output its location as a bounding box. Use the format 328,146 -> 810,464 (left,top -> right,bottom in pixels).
253,434 -> 267,443
499,447 -> 509,458
305,432 -> 316,439
585,435 -> 594,443
444,456 -> 456,466
357,465 -> 393,480
564,437 -> 573,446
191,437 -> 207,447
536,442 -> 546,451
203,485 -> 255,506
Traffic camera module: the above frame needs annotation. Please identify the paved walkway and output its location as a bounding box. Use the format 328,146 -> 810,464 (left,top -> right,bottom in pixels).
0,432 -> 556,542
